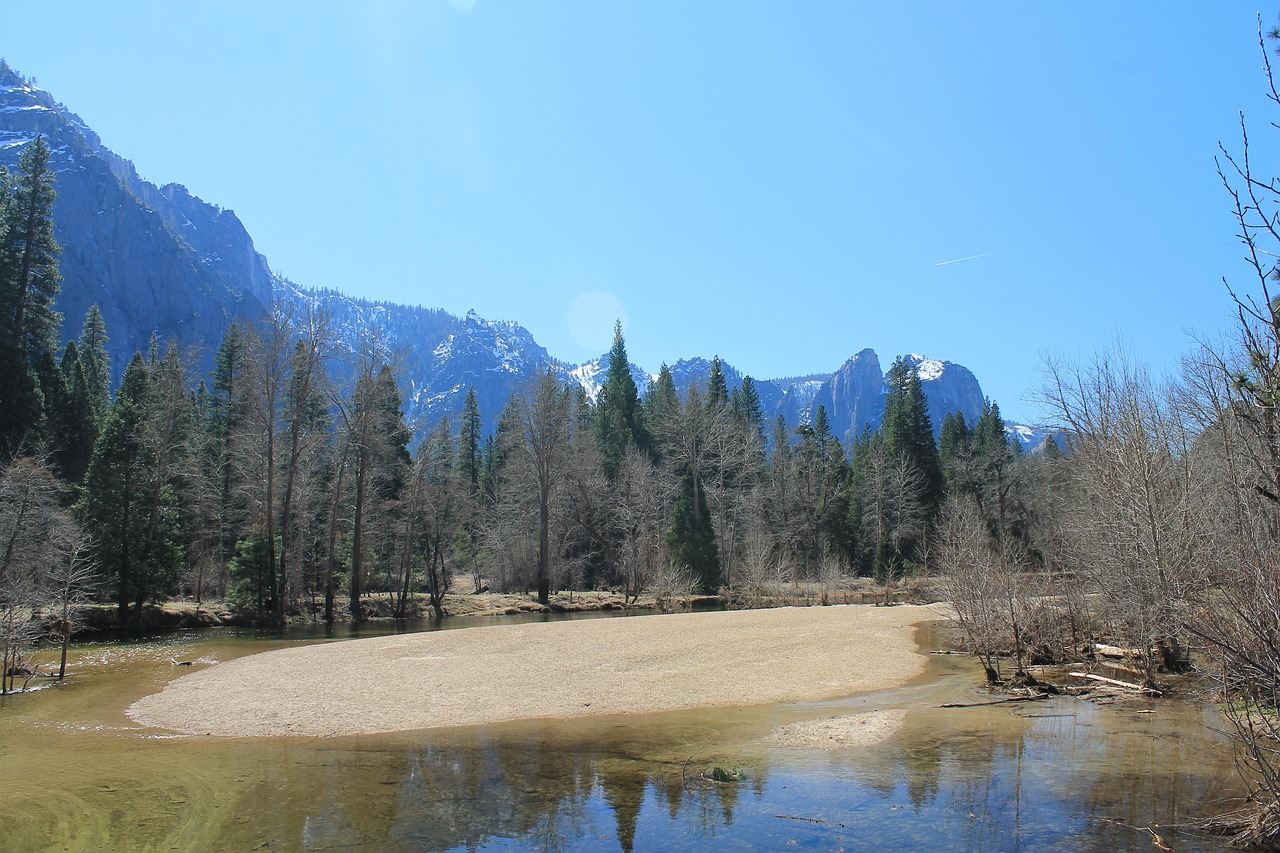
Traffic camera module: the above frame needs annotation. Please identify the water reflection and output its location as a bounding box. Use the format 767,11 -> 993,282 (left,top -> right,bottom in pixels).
193,695 -> 1236,852
0,629 -> 1242,852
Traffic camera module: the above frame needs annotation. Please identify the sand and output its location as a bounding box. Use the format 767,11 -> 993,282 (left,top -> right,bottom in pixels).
127,604 -> 941,738
761,709 -> 908,749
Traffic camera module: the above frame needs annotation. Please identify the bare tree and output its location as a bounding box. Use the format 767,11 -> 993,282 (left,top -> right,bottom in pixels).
609,446 -> 668,601
46,535 -> 96,680
515,370 -> 576,605
942,494 -> 1047,680
1042,346 -> 1200,684
0,456 -> 75,692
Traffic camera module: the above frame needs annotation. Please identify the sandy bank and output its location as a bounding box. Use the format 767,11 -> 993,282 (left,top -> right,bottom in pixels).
128,604 -> 942,738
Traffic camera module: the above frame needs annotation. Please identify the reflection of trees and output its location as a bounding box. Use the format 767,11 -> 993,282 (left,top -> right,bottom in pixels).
232,726 -> 765,852
205,698 -> 1243,851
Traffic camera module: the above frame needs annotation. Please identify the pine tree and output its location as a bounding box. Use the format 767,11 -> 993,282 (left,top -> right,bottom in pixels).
643,365 -> 679,460
4,136 -> 61,365
345,362 -> 411,622
882,358 -> 943,512
208,323 -> 247,569
457,386 -> 483,493
0,139 -> 61,457
972,399 -> 1017,537
706,356 -> 729,410
668,467 -> 720,593
730,376 -> 766,447
593,321 -> 646,479
80,355 -> 155,621
76,305 -> 111,422
938,411 -> 973,495
51,341 -> 96,484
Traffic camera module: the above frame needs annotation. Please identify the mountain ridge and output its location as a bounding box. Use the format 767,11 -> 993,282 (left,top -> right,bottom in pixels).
0,62 -> 1051,451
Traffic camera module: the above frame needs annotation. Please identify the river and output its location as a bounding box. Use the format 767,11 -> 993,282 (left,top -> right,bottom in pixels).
0,614 -> 1244,851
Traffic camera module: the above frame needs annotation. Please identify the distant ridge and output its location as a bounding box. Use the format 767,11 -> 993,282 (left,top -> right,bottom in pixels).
0,61 -> 1050,450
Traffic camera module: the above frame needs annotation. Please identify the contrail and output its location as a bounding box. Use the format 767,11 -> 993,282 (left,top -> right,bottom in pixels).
936,250 -> 1001,266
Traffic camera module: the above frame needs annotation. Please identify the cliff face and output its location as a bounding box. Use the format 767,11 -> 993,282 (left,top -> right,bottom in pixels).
0,63 -> 274,382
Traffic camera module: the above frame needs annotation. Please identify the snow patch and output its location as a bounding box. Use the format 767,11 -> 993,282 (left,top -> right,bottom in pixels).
907,353 -> 945,382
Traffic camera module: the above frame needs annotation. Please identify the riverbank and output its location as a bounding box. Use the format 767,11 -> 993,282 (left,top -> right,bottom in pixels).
128,603 -> 942,737
75,579 -> 922,633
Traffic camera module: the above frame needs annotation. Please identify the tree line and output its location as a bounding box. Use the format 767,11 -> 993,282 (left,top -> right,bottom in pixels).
0,143 -> 1044,660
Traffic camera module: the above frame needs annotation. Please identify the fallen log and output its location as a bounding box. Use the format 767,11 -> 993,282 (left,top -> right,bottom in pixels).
939,693 -> 1051,708
1068,671 -> 1162,696
1094,643 -> 1142,659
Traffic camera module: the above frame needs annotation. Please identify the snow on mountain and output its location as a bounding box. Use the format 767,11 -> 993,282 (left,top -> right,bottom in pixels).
1005,422 -> 1068,455
907,354 -> 946,382
4,60 -> 1030,447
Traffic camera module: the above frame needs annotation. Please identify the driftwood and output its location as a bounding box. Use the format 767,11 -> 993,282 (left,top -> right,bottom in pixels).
1094,643 -> 1142,659
1068,671 -> 1162,696
776,814 -> 849,829
939,693 -> 1051,708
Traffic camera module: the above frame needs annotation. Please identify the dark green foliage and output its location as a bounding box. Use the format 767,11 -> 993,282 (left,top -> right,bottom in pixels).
367,364 -> 412,496
208,323 -> 247,566
3,136 -> 61,364
938,412 -> 970,481
705,356 -> 729,410
50,341 -> 97,483
793,405 -> 854,566
0,338 -> 41,457
0,137 -> 61,457
594,322 -> 647,479
227,527 -> 278,611
76,305 -> 111,420
730,376 -> 766,446
458,386 -> 483,492
882,357 -> 943,512
643,364 -> 679,461
79,354 -> 182,622
668,468 -> 720,593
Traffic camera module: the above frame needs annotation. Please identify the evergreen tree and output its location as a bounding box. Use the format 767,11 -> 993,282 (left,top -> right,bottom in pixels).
0,339 -> 41,458
0,139 -> 61,457
643,365 -> 679,459
457,386 -> 483,493
51,341 -> 96,483
668,468 -> 720,594
972,399 -> 1019,538
882,357 -> 943,512
76,305 -> 111,422
593,321 -> 646,479
80,354 -> 181,622
3,136 -> 61,364
730,376 -> 767,447
938,411 -> 973,495
208,323 -> 247,568
706,356 -> 729,410
345,362 -> 411,622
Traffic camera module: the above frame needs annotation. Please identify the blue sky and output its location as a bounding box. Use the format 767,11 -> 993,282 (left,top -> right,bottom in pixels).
1,3 -> 1273,423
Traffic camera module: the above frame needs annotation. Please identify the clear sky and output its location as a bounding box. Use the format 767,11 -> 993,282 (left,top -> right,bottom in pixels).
1,3 -> 1273,424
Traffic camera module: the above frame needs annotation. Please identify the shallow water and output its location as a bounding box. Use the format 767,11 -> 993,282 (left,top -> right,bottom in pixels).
0,618 -> 1243,852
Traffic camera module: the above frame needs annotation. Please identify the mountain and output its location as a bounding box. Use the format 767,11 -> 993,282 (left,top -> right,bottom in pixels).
656,349 -> 986,444
0,62 -> 274,382
0,63 -> 1049,450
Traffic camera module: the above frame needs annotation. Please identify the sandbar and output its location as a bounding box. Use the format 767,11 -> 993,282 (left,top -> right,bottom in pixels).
128,604 -> 941,738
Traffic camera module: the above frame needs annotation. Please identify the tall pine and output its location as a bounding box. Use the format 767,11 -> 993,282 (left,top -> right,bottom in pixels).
593,321 -> 646,479
0,137 -> 60,455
